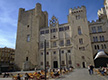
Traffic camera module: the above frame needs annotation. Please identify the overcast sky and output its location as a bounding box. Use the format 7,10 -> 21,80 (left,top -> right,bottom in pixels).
0,0 -> 104,49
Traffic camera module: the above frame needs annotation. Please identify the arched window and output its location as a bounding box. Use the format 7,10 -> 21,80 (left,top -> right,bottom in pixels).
78,27 -> 82,35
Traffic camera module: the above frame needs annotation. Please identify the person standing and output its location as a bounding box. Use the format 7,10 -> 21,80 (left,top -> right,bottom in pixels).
88,65 -> 90,74
35,67 -> 37,72
17,73 -> 21,80
90,64 -> 94,75
24,73 -> 29,80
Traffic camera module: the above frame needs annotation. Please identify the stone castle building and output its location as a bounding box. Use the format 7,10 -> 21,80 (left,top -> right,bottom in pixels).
0,47 -> 15,72
15,0 -> 108,70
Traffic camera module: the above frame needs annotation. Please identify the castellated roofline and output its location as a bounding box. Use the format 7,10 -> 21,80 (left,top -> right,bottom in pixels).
69,5 -> 86,14
19,8 -> 25,12
88,19 -> 103,24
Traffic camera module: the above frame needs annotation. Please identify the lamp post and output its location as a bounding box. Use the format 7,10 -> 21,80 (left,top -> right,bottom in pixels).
58,47 -> 61,71
44,39 -> 47,80
66,53 -> 68,68
0,64 -> 1,74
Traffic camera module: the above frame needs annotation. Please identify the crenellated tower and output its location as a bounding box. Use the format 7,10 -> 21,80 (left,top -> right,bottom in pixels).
68,6 -> 94,68
15,3 -> 48,70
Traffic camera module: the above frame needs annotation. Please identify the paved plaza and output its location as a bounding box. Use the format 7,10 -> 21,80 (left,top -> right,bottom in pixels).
53,69 -> 108,80
0,69 -> 108,80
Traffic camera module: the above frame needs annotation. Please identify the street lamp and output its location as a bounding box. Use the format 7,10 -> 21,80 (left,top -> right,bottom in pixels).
58,46 -> 61,71
66,53 -> 68,68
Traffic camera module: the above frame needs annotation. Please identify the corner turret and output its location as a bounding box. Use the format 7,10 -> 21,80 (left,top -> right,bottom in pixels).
35,3 -> 42,16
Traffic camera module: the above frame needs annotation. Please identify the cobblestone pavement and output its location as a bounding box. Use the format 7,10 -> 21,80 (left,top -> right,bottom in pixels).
0,69 -> 108,80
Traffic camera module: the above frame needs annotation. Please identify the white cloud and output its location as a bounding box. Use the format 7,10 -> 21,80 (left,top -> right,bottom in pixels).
0,28 -> 16,49
0,0 -> 17,49
0,36 -> 15,49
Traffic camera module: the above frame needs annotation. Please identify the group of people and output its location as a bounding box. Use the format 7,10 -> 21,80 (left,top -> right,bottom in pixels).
88,64 -> 108,76
3,72 -> 10,78
13,67 -> 73,80
98,67 -> 108,76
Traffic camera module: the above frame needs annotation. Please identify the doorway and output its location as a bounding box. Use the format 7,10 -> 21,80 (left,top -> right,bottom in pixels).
82,62 -> 85,68
53,61 -> 58,68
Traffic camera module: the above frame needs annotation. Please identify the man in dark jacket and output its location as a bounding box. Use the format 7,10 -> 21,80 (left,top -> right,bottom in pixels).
90,64 -> 94,75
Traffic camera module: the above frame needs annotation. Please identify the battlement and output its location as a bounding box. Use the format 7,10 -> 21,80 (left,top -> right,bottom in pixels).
69,6 -> 86,14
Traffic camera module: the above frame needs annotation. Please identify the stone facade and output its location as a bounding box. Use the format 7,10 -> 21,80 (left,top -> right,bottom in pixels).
15,0 -> 108,70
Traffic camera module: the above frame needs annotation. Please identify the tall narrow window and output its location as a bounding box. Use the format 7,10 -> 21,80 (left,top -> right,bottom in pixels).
46,61 -> 49,66
79,38 -> 83,44
96,37 -> 98,42
40,42 -> 43,49
78,27 -> 82,35
98,26 -> 102,32
46,42 -> 49,48
104,44 -> 107,49
101,44 -> 104,49
76,15 -> 80,20
93,37 -> 95,42
53,41 -> 56,47
97,45 -> 99,49
60,40 -> 64,46
26,57 -> 28,61
27,35 -> 30,42
92,27 -> 96,33
102,36 -> 104,41
66,40 -> 71,46
100,36 -> 102,41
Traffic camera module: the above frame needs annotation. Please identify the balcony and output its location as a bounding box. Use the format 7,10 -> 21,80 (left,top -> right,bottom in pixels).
91,40 -> 108,44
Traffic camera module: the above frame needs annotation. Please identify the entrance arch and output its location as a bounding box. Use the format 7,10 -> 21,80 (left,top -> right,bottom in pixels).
53,61 -> 58,68
82,62 -> 85,68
